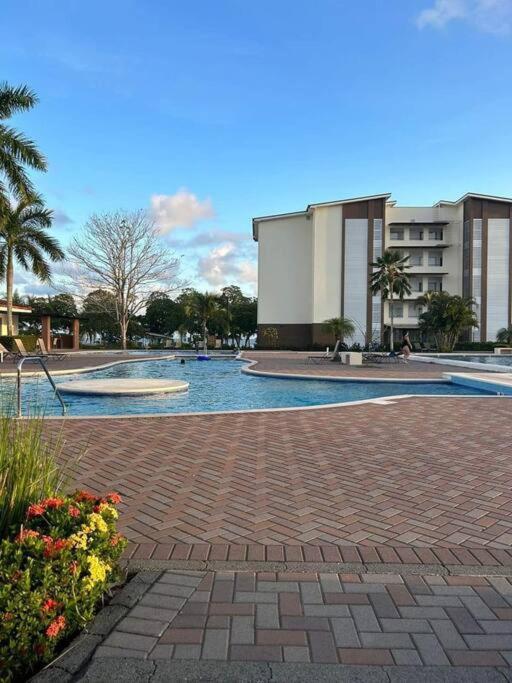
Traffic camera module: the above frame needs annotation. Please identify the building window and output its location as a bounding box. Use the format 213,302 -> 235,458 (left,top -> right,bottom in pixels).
411,278 -> 423,292
409,228 -> 424,240
391,302 -> 404,317
428,277 -> 442,291
409,253 -> 423,266
429,229 -> 443,240
390,229 -> 404,241
408,303 -> 423,318
428,252 -> 443,266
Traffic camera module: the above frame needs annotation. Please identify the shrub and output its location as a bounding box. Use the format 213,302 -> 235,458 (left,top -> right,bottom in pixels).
0,415 -> 69,540
454,342 -> 507,352
0,491 -> 126,681
0,335 -> 38,352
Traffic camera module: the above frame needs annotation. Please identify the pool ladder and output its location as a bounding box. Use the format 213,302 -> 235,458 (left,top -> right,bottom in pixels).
16,356 -> 67,418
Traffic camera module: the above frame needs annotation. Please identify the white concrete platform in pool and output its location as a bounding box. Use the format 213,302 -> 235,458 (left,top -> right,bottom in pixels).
58,378 -> 189,396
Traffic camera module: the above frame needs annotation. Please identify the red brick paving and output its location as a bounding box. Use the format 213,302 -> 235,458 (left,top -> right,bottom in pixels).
50,394 -> 512,552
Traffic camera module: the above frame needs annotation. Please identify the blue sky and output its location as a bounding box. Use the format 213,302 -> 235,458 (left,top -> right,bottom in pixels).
2,0 -> 512,296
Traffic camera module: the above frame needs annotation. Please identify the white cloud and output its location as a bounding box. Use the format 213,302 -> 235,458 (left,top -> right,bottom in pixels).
417,0 -> 512,33
151,189 -> 215,234
197,242 -> 257,294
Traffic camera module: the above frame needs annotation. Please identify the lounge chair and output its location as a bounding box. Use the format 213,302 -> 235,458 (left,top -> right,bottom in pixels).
307,340 -> 341,364
0,341 -> 19,363
363,350 -> 405,364
37,337 -> 67,360
14,337 -> 53,358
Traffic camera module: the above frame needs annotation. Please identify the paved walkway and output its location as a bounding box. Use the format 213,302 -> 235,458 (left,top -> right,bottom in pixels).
54,396 -> 512,551
61,569 -> 512,681
35,352 -> 512,679
241,351 -> 492,379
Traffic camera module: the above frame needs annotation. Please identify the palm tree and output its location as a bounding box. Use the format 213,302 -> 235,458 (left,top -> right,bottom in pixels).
0,195 -> 64,335
0,83 -> 47,208
370,249 -> 411,351
185,292 -> 219,352
321,317 -> 355,346
496,326 -> 512,345
418,292 -> 478,351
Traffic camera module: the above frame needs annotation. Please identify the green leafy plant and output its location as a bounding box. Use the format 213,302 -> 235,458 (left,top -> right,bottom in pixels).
496,326 -> 512,345
321,317 -> 355,345
0,491 -> 126,680
0,415 -> 68,540
418,291 -> 478,352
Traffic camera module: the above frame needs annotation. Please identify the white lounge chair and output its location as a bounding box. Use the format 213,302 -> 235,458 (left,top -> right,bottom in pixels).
307,340 -> 341,364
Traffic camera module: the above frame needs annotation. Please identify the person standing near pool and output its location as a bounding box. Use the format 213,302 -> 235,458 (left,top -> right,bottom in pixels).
401,330 -> 413,362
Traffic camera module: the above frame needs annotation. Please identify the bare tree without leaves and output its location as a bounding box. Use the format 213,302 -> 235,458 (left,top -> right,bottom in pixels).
68,211 -> 181,349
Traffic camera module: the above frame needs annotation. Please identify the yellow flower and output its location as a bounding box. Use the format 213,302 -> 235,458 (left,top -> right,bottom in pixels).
101,504 -> 118,520
87,513 -> 108,534
69,532 -> 87,550
86,555 -> 111,584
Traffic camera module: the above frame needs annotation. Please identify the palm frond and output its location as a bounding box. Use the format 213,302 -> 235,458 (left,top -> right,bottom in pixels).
0,83 -> 38,120
0,126 -> 47,171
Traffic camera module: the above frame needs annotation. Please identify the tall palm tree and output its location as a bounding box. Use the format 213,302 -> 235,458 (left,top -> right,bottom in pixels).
0,195 -> 64,335
321,317 -> 355,346
370,249 -> 411,351
0,83 -> 47,208
185,292 -> 219,352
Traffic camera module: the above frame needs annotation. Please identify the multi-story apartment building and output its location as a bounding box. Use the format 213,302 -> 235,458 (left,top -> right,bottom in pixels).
253,192 -> 512,348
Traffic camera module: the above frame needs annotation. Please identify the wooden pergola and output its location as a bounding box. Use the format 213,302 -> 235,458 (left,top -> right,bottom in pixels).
41,314 -> 83,351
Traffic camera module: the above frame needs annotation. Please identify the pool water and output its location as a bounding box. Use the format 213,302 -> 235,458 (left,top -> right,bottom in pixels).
1,359 -> 498,417
429,354 -> 512,367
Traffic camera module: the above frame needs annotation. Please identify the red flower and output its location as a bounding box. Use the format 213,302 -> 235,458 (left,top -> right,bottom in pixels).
74,491 -> 97,503
68,505 -> 80,517
43,538 -> 69,558
27,503 -> 46,518
35,643 -> 46,656
106,492 -> 122,505
93,504 -> 101,513
41,497 -> 64,509
41,598 -> 60,613
45,615 -> 66,639
15,528 -> 40,542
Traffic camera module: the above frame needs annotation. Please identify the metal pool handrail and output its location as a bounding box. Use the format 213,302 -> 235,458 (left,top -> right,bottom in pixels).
16,356 -> 67,418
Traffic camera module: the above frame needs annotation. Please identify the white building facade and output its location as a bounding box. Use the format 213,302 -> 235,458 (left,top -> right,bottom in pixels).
253,193 -> 512,348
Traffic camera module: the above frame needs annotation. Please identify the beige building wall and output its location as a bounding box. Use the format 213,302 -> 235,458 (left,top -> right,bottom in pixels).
257,215 -> 312,324
311,206 -> 342,323
0,313 -> 19,335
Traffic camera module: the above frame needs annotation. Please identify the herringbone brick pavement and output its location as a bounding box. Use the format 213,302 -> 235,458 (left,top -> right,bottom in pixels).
49,396 -> 512,549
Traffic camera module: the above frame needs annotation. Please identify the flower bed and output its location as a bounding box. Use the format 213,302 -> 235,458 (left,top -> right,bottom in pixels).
0,491 -> 126,681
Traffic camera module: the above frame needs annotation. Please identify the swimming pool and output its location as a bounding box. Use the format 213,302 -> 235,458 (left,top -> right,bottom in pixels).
1,358 -> 500,418
429,354 -> 512,367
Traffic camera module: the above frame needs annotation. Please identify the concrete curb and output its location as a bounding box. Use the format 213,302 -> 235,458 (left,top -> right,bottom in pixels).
120,558 -> 512,578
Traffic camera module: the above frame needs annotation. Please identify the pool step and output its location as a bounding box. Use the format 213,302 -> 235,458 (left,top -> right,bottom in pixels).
444,372 -> 512,396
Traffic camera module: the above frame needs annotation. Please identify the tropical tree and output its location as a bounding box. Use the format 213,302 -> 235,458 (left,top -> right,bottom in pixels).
370,250 -> 411,351
321,317 -> 355,346
496,326 -> 512,345
144,292 -> 185,338
231,297 -> 257,348
0,195 -> 64,335
184,292 -> 220,352
418,291 -> 478,352
0,83 -> 47,208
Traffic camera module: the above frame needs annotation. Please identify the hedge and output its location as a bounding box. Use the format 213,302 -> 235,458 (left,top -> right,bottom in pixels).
0,491 -> 126,681
0,335 -> 38,352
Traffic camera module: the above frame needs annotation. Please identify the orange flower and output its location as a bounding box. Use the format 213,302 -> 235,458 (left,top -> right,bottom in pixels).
2,612 -> 13,622
27,503 -> 46,518
15,528 -> 40,542
69,561 -> 78,574
45,615 -> 66,638
74,491 -> 97,503
68,505 -> 80,517
41,598 -> 60,613
106,492 -> 122,505
41,497 -> 64,509
43,538 -> 69,558
110,533 -> 122,546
